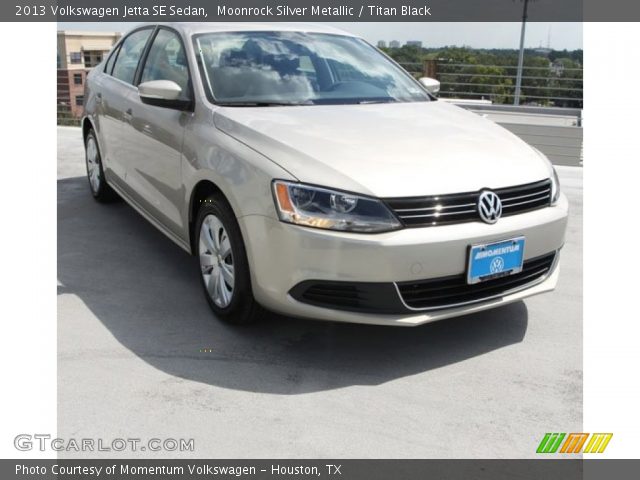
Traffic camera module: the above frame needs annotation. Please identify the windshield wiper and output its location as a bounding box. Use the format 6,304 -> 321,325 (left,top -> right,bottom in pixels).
216,101 -> 313,107
357,99 -> 399,104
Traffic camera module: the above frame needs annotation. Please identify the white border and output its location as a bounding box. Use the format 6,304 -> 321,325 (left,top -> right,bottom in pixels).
583,22 -> 640,458
0,23 -> 57,459
1,20 -> 638,461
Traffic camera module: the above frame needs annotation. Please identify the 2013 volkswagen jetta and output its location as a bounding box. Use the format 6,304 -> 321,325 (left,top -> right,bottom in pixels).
82,23 -> 568,326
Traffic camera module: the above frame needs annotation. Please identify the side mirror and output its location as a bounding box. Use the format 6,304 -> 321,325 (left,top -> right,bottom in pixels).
418,77 -> 441,96
138,80 -> 191,110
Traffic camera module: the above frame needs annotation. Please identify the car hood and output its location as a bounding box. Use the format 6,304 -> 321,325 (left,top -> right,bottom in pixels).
213,101 -> 552,197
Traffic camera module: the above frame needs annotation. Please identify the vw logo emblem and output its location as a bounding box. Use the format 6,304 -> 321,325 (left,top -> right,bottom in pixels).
490,256 -> 505,274
478,190 -> 502,224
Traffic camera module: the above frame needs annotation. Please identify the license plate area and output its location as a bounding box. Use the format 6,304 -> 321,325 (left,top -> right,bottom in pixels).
467,237 -> 525,285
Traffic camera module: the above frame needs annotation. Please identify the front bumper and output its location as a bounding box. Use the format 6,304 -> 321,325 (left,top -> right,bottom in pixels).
238,194 -> 568,326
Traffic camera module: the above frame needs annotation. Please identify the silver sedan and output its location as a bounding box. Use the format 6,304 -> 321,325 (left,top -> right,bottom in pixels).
82,23 -> 568,326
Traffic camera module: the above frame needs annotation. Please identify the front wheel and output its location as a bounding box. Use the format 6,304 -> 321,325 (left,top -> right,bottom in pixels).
85,129 -> 118,202
196,194 -> 264,324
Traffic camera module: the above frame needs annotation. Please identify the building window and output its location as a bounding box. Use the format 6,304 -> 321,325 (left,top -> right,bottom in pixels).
75,95 -> 84,106
83,50 -> 105,68
73,73 -> 83,85
70,52 -> 82,64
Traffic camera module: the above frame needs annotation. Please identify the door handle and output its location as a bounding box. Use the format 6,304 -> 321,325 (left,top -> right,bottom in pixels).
95,92 -> 103,104
123,108 -> 133,123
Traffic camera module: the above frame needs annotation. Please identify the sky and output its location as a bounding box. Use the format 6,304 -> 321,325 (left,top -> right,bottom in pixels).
58,22 -> 583,50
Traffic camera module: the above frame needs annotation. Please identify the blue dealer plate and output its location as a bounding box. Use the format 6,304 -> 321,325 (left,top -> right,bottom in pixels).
467,237 -> 526,284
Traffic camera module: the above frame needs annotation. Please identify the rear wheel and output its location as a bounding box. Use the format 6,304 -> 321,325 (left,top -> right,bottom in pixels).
196,194 -> 264,324
85,129 -> 118,202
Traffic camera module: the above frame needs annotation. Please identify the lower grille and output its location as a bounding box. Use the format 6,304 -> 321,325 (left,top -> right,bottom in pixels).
300,283 -> 361,309
289,281 -> 404,314
396,252 -> 556,310
290,252 -> 557,314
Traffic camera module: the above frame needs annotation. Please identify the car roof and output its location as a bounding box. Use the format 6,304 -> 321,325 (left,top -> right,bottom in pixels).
133,22 -> 357,38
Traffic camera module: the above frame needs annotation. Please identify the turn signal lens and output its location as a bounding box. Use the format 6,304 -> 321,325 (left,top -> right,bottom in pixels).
275,182 -> 294,212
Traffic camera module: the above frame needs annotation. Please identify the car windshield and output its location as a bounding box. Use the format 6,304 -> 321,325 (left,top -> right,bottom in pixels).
193,31 -> 431,106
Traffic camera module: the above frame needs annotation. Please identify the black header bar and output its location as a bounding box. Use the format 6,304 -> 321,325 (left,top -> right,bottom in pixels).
5,1 -> 640,22
0,0 -> 616,22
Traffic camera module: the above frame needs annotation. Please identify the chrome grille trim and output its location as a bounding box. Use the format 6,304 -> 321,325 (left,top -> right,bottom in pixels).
384,179 -> 552,228
501,188 -> 551,203
502,195 -> 551,208
401,209 -> 477,219
394,202 -> 476,213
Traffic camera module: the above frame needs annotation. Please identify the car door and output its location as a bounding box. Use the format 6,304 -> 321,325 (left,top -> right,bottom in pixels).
118,27 -> 193,239
98,27 -> 154,190
89,44 -> 120,178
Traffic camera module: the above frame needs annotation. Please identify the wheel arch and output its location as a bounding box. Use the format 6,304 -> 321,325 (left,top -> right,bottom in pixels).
188,179 -> 238,255
81,116 -> 95,143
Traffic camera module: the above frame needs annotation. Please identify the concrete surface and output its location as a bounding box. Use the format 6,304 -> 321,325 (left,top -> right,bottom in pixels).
57,126 -> 582,458
478,111 -> 579,127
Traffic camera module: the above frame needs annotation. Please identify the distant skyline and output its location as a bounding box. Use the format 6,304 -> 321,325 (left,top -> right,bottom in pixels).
57,22 -> 583,50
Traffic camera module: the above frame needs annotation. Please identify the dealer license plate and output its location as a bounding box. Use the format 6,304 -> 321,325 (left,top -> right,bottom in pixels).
467,237 -> 525,284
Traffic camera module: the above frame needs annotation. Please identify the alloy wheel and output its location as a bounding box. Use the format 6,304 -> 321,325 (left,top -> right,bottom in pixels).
199,214 -> 235,308
86,136 -> 101,193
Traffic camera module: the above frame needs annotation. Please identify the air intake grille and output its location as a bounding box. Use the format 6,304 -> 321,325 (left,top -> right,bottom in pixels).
396,252 -> 556,310
289,281 -> 404,314
385,179 -> 552,228
301,283 -> 362,309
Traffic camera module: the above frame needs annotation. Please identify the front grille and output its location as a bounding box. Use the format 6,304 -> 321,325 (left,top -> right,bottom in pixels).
384,179 -> 552,228
396,252 -> 556,310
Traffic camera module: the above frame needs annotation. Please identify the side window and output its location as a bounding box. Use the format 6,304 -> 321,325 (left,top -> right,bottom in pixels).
112,29 -> 153,85
103,45 -> 120,75
140,29 -> 191,101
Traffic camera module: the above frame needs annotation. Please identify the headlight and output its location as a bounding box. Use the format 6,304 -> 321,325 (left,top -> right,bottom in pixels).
550,167 -> 561,205
272,180 -> 402,233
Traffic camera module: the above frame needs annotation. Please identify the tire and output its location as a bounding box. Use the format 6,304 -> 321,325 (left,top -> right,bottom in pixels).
195,193 -> 264,325
85,129 -> 118,202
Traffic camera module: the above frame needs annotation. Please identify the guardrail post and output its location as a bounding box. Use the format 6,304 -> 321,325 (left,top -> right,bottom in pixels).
422,60 -> 438,79
514,0 -> 530,106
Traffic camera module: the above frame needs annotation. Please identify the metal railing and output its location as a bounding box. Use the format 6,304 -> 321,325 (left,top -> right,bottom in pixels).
57,102 -> 81,126
399,60 -> 583,108
449,102 -> 583,167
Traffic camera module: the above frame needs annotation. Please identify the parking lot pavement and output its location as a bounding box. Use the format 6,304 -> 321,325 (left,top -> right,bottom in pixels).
57,126 -> 582,458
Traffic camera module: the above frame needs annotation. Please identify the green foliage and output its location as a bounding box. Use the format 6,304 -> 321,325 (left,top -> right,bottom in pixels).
57,107 -> 81,126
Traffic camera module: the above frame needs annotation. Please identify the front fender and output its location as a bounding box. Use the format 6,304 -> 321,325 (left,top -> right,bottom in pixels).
181,113 -> 296,233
